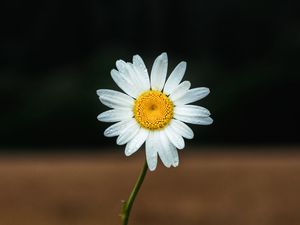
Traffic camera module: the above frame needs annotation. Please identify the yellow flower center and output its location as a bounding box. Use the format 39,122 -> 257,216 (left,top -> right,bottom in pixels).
134,90 -> 174,130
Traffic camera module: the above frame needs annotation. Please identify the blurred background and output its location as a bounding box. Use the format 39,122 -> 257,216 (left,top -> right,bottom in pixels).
0,0 -> 299,224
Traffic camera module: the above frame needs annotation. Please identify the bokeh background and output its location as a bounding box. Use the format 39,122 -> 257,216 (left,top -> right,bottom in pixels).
1,0 -> 300,225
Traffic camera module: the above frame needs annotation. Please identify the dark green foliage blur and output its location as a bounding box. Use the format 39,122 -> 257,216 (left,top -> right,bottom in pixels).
1,0 -> 299,148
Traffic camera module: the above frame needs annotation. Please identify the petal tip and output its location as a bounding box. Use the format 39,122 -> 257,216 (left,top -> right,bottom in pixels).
201,117 -> 213,125
103,131 -> 110,137
160,52 -> 168,61
124,149 -> 131,156
125,148 -> 137,156
172,161 -> 179,167
97,114 -> 103,121
178,145 -> 185,150
179,61 -> 187,68
116,60 -> 126,71
96,89 -> 102,96
148,164 -> 156,171
133,54 -> 141,60
205,87 -> 210,95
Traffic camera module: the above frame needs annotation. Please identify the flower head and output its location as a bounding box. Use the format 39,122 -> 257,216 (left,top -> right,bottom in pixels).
97,53 -> 213,171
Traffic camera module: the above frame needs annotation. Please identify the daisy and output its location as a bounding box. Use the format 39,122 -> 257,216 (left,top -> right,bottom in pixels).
97,52 -> 213,171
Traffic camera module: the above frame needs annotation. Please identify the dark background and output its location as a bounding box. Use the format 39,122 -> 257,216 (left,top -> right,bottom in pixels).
0,2 -> 300,224
1,0 -> 299,149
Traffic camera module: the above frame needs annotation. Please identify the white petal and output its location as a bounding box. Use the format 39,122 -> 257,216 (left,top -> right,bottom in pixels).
163,61 -> 187,95
116,60 -> 145,95
125,128 -> 149,156
124,63 -> 145,94
97,89 -> 134,109
169,143 -> 179,167
174,87 -> 210,105
174,114 -> 213,125
111,69 -> 139,98
169,145 -> 179,167
116,120 -> 140,145
165,126 -> 185,149
104,119 -> 132,137
97,109 -> 133,122
150,52 -> 168,91
174,105 -> 211,117
116,59 -> 127,73
169,81 -> 191,101
133,55 -> 150,90
159,131 -> 179,168
169,119 -> 194,139
158,131 -> 172,168
116,61 -> 145,95
145,132 -> 158,171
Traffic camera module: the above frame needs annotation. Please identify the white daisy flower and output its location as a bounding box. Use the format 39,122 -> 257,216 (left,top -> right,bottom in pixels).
97,53 -> 213,171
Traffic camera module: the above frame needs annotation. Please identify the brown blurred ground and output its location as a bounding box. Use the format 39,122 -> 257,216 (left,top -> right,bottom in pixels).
0,147 -> 299,225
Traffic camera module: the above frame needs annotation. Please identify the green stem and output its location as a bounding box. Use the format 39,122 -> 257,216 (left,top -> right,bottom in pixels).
121,160 -> 148,225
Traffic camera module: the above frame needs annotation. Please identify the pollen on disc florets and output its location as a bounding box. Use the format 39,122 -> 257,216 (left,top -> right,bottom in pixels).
134,90 -> 174,130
